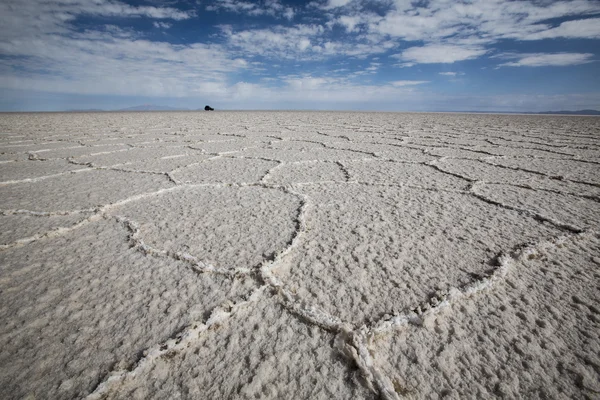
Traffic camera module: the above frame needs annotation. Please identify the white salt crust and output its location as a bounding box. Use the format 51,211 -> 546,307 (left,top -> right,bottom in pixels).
0,111 -> 599,399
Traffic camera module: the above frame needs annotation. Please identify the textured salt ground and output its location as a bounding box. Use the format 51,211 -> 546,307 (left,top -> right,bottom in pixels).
0,212 -> 91,247
235,147 -> 368,162
0,169 -> 174,212
33,144 -> 130,159
370,232 -> 600,399
0,111 -> 599,400
474,183 -> 600,229
115,154 -> 213,173
108,185 -> 301,271
0,159 -> 83,182
488,157 -> 600,185
98,296 -> 374,400
170,157 -> 278,184
0,154 -> 30,163
0,141 -> 80,153
264,161 -> 348,185
188,138 -> 269,153
0,219 -> 256,400
269,140 -> 332,151
343,160 -> 470,190
423,144 -> 578,159
333,142 -> 436,163
73,146 -> 198,168
274,183 -> 561,325
434,158 -> 600,198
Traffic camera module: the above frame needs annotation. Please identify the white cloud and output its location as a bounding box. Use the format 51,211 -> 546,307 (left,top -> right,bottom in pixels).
0,0 -> 193,42
322,0 -> 354,10
250,76 -> 430,104
206,0 -> 256,13
390,80 -> 429,87
0,1 -> 246,98
521,18 -> 600,40
298,38 -> 312,51
497,52 -> 595,67
0,34 -> 247,97
369,0 -> 600,52
222,24 -> 395,60
338,16 -> 361,32
439,72 -> 457,76
223,25 -> 325,58
396,44 -> 488,64
283,7 -> 295,20
153,21 -> 172,29
206,0 -> 296,20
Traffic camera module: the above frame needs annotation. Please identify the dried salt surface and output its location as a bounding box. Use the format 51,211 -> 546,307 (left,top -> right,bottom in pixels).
0,112 -> 599,399
0,219 -> 256,400
0,169 -> 174,212
474,183 -> 600,229
275,183 -> 560,325
171,157 -> 278,184
0,212 -> 91,247
468,145 -> 578,158
488,157 -> 600,185
189,138 -> 268,153
0,141 -> 80,153
335,142 -> 437,163
269,139 -> 332,151
435,158 -> 600,198
98,296 -> 374,400
111,154 -> 213,174
0,152 -> 29,162
0,158 -> 84,182
73,146 -> 198,168
108,185 -> 301,272
370,232 -> 600,398
264,161 -> 348,184
421,146 -> 493,159
236,147 -> 367,162
34,143 -> 130,159
344,159 -> 470,190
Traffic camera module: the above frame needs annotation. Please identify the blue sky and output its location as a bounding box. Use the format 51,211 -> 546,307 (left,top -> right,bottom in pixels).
0,0 -> 599,111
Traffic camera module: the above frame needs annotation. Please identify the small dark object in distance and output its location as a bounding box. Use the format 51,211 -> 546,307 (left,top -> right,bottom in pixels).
205,105 -> 214,111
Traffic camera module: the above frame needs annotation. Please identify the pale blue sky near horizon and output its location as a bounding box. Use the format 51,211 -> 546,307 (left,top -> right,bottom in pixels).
1,0 -> 599,112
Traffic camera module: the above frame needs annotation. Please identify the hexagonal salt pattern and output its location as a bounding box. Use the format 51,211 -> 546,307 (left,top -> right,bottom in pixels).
1,111 -> 598,400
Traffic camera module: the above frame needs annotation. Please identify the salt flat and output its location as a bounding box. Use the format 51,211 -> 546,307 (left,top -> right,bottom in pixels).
0,111 -> 599,399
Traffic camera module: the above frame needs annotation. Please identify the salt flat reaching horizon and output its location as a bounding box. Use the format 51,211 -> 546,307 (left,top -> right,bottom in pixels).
1,111 -> 599,399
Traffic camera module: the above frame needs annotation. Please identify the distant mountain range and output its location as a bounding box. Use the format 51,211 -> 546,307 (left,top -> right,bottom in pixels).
437,109 -> 600,115
117,104 -> 189,111
65,108 -> 106,112
535,109 -> 600,115
67,104 -> 190,111
63,106 -> 600,115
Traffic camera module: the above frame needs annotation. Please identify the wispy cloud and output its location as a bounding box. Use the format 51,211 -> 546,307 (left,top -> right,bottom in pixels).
395,44 -> 488,64
0,0 -> 194,42
206,0 -> 295,20
318,0 -> 355,10
0,0 -> 244,98
520,18 -> 600,40
370,0 -> 600,43
221,24 -> 395,60
153,21 -> 172,29
390,80 -> 429,87
496,52 -> 595,67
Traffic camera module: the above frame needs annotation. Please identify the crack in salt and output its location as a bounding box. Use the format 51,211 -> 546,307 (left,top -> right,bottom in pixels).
85,286 -> 267,400
5,118 -> 599,399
